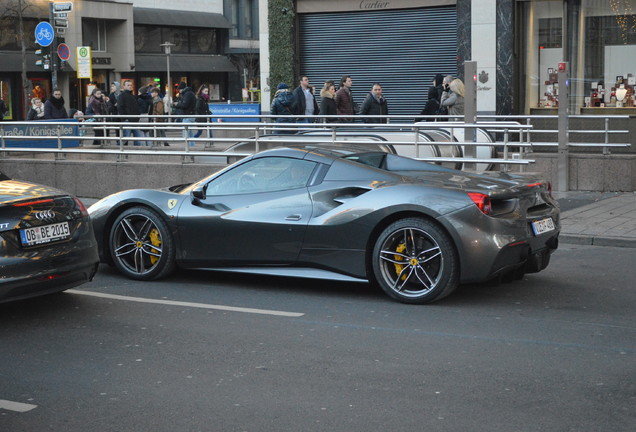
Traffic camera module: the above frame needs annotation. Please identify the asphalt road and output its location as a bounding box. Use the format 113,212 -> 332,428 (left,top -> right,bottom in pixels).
1,244 -> 635,432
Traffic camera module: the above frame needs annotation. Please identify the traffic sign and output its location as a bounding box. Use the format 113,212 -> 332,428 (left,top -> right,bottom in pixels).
35,21 -> 54,47
53,2 -> 73,13
76,46 -> 92,79
57,43 -> 70,61
54,18 -> 68,28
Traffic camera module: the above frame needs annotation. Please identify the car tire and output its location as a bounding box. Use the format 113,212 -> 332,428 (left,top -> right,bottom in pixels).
371,217 -> 459,304
109,206 -> 176,280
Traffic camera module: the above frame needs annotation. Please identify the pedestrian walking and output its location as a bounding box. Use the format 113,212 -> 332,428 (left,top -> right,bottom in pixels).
418,86 -> 441,121
44,89 -> 69,119
270,83 -> 295,125
27,98 -> 45,121
335,75 -> 355,122
359,83 -> 388,123
149,87 -> 168,146
194,84 -> 212,140
117,80 -> 146,145
137,86 -> 153,142
172,81 -> 196,146
292,75 -> 319,123
440,78 -> 465,117
319,81 -> 337,123
0,96 -> 7,120
88,88 -> 109,145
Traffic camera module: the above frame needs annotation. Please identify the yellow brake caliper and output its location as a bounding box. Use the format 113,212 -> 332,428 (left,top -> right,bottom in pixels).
149,228 -> 161,265
393,243 -> 408,280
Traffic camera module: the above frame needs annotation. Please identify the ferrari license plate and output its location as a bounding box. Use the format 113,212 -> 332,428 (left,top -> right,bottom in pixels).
20,222 -> 70,246
531,217 -> 555,236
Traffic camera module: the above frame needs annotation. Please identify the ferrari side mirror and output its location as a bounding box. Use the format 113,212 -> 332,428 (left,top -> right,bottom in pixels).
191,185 -> 206,201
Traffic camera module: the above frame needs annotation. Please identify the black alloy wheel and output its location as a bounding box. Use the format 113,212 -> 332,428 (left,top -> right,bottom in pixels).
109,206 -> 176,280
372,218 -> 459,304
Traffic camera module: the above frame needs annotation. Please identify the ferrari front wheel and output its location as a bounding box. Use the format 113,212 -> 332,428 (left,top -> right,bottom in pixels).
372,218 -> 459,304
109,206 -> 176,280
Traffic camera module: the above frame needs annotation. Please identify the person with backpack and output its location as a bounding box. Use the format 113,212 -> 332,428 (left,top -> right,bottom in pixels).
270,83 -> 295,130
172,81 -> 196,146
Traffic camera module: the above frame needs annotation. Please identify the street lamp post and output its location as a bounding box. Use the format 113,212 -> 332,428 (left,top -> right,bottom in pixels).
160,41 -> 175,107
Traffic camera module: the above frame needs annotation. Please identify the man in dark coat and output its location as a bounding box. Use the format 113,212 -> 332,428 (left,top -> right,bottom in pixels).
359,83 -> 388,123
0,97 -> 8,120
292,75 -> 319,123
173,82 -> 197,146
117,80 -> 146,145
335,75 -> 355,122
43,89 -> 69,119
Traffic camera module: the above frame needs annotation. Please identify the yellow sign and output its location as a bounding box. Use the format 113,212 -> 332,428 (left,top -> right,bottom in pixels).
168,199 -> 177,209
76,46 -> 92,79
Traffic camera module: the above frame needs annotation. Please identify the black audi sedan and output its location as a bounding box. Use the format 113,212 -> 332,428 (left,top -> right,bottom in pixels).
0,171 -> 99,303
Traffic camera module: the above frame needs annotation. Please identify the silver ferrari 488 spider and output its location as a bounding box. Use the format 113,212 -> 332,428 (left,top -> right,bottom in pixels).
89,147 -> 560,304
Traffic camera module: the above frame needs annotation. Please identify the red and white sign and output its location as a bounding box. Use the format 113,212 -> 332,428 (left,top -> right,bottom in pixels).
57,43 -> 70,61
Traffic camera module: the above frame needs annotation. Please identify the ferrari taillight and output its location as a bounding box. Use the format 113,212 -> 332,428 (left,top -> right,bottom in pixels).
468,192 -> 492,215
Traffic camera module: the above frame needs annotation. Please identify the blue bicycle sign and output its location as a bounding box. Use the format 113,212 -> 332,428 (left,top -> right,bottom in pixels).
35,21 -> 54,47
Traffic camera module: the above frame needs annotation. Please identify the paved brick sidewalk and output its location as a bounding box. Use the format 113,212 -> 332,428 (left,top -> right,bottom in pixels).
559,192 -> 636,248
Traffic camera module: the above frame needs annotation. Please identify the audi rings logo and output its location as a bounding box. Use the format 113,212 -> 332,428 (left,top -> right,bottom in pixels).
35,210 -> 55,220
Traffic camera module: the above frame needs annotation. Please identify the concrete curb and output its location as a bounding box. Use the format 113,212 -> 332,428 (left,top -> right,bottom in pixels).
559,234 -> 636,248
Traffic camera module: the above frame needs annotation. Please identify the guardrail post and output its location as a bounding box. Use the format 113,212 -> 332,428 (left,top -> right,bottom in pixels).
503,128 -> 509,172
55,124 -> 65,160
414,126 -> 420,158
603,117 -> 610,155
254,127 -> 260,153
1,125 -> 6,158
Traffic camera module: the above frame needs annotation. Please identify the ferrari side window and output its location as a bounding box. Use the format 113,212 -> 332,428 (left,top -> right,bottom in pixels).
206,157 -> 317,195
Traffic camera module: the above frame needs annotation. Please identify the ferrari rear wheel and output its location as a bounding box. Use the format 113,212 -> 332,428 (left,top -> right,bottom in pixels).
372,218 -> 459,304
109,206 -> 176,280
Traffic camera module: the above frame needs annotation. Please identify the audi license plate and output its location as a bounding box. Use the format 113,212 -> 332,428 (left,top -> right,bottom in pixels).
20,222 -> 70,246
531,217 -> 555,236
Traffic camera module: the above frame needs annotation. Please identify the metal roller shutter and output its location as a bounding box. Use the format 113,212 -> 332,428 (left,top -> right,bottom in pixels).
299,7 -> 457,117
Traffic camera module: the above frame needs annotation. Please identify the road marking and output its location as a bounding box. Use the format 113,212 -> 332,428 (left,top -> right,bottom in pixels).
67,290 -> 304,317
0,400 -> 38,412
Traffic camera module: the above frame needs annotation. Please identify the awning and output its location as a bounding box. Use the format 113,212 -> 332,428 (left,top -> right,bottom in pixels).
134,54 -> 237,73
133,8 -> 232,28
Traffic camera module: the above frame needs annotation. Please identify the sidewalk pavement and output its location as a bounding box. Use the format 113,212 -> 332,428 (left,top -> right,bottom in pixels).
80,191 -> 636,249
556,191 -> 636,248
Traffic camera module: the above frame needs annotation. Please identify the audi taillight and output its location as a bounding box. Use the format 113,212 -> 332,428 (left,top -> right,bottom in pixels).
13,198 -> 54,207
468,192 -> 492,215
74,198 -> 89,217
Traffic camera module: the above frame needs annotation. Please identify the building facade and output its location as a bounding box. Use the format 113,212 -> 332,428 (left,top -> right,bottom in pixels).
258,0 -> 636,118
0,0 -> 258,120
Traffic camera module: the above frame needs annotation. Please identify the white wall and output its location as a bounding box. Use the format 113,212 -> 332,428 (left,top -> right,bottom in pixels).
471,0 -> 496,113
127,0 -> 224,12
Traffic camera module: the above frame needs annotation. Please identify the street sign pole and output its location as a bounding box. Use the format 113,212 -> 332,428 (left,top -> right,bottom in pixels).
48,2 -> 58,89
557,62 -> 570,192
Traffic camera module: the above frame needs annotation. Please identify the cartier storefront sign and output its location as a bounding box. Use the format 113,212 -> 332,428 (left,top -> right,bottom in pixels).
297,0 -> 456,13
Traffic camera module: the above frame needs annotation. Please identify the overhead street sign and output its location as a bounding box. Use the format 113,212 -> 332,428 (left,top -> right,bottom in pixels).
53,2 -> 73,13
35,21 -> 54,47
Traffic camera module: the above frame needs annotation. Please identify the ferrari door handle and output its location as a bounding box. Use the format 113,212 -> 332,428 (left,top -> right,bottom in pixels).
285,214 -> 302,221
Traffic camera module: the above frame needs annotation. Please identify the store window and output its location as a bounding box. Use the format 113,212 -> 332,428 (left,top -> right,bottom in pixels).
0,18 -> 37,50
82,18 -> 107,52
134,27 -> 218,54
225,0 -> 258,39
521,0 -> 636,113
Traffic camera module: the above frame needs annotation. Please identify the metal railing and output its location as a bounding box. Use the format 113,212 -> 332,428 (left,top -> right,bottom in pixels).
0,113 -> 630,169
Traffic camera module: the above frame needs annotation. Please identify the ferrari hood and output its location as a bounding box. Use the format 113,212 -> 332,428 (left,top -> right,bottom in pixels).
0,180 -> 67,205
